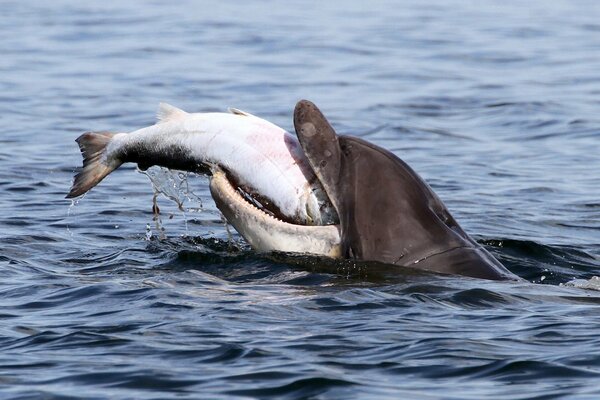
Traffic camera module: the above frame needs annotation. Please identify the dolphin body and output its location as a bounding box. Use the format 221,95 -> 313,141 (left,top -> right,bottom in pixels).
210,100 -> 518,281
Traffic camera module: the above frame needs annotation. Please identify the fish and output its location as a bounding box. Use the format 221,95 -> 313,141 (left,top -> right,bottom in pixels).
67,103 -> 338,226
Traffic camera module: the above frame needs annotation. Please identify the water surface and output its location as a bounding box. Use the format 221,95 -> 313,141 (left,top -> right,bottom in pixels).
1,1 -> 599,398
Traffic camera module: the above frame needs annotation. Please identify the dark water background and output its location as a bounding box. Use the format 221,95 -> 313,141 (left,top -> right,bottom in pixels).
1,0 -> 600,398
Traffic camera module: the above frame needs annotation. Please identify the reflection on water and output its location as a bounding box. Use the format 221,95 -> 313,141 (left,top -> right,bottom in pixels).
0,0 -> 599,398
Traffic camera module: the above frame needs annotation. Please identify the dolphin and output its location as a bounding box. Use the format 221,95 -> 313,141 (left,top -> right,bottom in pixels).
292,100 -> 517,280
210,100 -> 519,281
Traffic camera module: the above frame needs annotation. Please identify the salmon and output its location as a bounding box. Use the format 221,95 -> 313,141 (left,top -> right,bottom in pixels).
67,103 -> 337,226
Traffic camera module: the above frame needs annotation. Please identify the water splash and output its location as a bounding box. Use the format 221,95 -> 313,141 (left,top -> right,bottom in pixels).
142,167 -> 203,211
66,193 -> 86,238
150,191 -> 167,240
145,223 -> 153,241
141,167 -> 207,238
561,276 -> 600,291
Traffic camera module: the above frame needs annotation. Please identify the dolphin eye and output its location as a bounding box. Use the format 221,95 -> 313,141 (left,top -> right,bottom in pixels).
438,209 -> 460,231
429,197 -> 456,228
438,210 -> 452,226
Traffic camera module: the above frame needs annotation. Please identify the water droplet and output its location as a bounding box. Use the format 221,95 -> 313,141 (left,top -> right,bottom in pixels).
145,223 -> 153,240
139,166 -> 205,236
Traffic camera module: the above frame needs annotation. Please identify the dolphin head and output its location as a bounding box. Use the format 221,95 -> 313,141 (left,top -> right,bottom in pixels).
291,100 -> 517,280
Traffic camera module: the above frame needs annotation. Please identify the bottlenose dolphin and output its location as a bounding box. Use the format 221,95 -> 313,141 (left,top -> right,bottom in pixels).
210,100 -> 518,281
292,100 -> 517,280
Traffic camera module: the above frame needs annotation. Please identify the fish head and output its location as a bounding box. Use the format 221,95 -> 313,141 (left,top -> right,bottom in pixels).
209,167 -> 341,257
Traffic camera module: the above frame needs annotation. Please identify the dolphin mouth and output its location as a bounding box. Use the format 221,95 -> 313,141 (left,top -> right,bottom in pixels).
409,246 -> 472,266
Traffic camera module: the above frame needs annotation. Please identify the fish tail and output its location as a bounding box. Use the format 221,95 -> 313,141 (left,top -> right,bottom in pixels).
66,131 -> 122,198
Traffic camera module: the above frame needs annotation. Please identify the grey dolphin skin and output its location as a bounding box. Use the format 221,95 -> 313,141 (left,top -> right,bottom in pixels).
293,100 -> 518,280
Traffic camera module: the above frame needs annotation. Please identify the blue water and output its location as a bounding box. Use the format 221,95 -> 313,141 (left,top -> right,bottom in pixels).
1,1 -> 600,398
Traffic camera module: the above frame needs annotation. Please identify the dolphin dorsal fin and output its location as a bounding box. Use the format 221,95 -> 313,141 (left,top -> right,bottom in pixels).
156,103 -> 188,123
228,108 -> 254,117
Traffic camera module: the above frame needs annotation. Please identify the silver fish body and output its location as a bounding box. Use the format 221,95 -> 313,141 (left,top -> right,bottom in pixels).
67,103 -> 338,226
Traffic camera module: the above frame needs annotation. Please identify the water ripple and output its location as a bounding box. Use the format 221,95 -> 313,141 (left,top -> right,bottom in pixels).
1,0 -> 600,398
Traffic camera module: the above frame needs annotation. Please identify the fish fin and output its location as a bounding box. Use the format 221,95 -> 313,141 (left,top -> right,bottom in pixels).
66,131 -> 122,198
228,108 -> 253,116
156,102 -> 188,123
